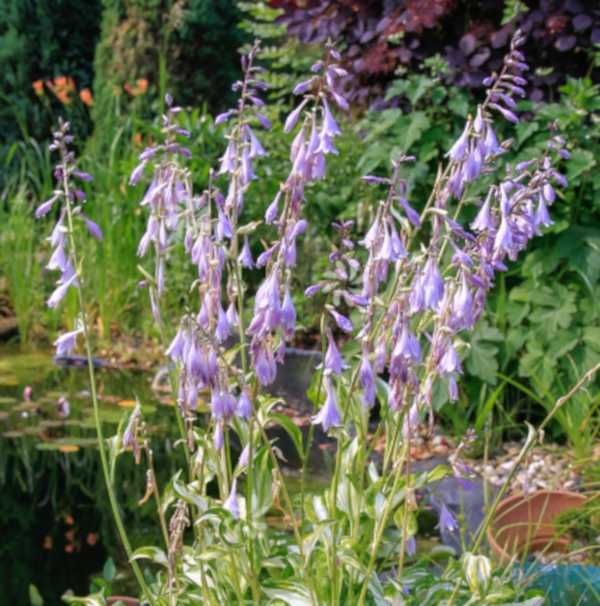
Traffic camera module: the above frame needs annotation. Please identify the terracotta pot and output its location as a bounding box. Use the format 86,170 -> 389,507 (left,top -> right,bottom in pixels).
487,489 -> 587,564
107,598 -> 140,606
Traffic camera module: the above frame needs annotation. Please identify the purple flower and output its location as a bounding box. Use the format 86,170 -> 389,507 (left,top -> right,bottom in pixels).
210,390 -> 237,419
483,125 -> 503,158
284,99 -> 309,133
238,444 -> 250,467
281,287 -> 296,336
73,170 -> 93,182
325,334 -> 346,375
129,161 -> 147,186
215,110 -> 234,125
248,127 -> 267,158
305,283 -> 324,298
438,503 -> 458,534
329,309 -> 353,333
224,479 -> 240,519
471,194 -> 495,232
312,377 -> 341,432
359,351 -> 376,408
489,103 -> 518,124
265,191 -> 281,224
84,217 -> 103,240
238,237 -> 254,269
215,305 -> 230,343
534,196 -> 553,230
47,243 -> 69,273
422,258 -> 444,311
254,344 -> 277,386
322,99 -> 341,137
237,390 -> 252,420
58,395 -> 71,418
452,273 -> 474,329
438,341 -> 462,375
214,421 -> 224,450
405,536 -> 416,557
448,123 -> 470,161
226,302 -> 239,328
494,216 -> 514,256
54,327 -> 82,357
166,326 -> 188,362
393,325 -> 421,363
47,272 -> 78,309
35,195 -> 59,219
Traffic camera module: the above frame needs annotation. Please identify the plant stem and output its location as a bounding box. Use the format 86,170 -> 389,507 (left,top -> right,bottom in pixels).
357,441 -> 409,606
61,164 -> 155,604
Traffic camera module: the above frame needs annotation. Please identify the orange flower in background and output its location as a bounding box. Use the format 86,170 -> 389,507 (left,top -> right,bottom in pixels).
132,132 -> 143,146
137,78 -> 148,94
86,532 -> 99,546
42,535 -> 53,550
125,78 -> 149,97
46,76 -> 76,105
80,88 -> 93,107
32,80 -> 44,95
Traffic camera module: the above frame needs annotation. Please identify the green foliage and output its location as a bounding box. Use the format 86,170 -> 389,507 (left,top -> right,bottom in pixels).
93,0 -> 247,127
356,71 -> 600,451
0,0 -> 101,188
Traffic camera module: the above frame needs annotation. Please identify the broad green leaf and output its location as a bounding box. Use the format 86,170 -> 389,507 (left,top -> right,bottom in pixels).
263,582 -> 312,606
566,148 -> 596,181
102,557 -> 116,582
29,585 -> 44,606
252,447 -> 273,516
465,322 -> 502,385
397,111 -> 431,153
268,412 -> 304,459
131,545 -> 168,567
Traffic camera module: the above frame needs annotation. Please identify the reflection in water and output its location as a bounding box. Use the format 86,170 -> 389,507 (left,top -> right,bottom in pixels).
0,345 -> 330,604
0,345 -> 175,605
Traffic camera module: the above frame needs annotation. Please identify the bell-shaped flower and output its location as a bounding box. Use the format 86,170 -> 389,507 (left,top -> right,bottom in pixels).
311,377 -> 341,432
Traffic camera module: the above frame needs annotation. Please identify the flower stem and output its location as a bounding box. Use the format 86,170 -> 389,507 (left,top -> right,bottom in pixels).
61,164 -> 155,604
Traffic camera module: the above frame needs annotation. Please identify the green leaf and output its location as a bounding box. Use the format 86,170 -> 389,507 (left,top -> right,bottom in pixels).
171,471 -> 208,512
29,584 -> 44,606
583,328 -> 600,352
397,111 -> 431,153
268,412 -> 304,459
556,226 -> 600,291
131,545 -> 169,567
465,322 -> 502,385
102,557 -> 116,582
566,148 -> 596,181
528,293 -> 577,333
252,447 -> 273,516
263,582 -> 313,606
518,341 -> 556,391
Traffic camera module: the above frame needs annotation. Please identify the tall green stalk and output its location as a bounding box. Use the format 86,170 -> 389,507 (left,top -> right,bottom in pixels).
61,154 -> 155,605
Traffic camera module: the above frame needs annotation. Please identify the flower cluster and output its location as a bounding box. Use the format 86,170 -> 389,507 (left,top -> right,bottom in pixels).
35,118 -> 101,357
248,44 -> 349,386
164,45 -> 271,447
307,31 -> 569,434
131,94 -> 193,321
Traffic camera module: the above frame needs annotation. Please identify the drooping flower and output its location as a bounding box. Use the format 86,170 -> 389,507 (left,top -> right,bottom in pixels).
236,390 -> 252,420
54,327 -> 83,357
422,257 -> 444,311
312,377 -> 341,432
324,333 -> 346,375
438,503 -> 458,534
223,478 -> 240,519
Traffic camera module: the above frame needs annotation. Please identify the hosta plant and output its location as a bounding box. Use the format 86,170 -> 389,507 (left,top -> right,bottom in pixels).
38,33 -> 567,606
